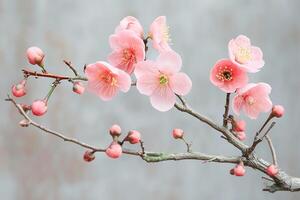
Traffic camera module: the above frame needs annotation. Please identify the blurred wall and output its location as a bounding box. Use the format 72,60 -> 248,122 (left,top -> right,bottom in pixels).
1,0 -> 300,199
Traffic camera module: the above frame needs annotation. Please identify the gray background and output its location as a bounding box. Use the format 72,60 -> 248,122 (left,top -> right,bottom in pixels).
1,0 -> 300,199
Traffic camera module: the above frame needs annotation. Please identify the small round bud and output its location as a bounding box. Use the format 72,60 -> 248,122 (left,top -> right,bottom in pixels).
172,128 -> 184,139
26,46 -> 45,67
266,164 -> 278,176
236,131 -> 246,141
19,119 -> 30,127
105,142 -> 122,159
12,80 -> 26,97
233,164 -> 245,176
127,130 -> 141,144
109,124 -> 122,137
233,120 -> 246,132
31,100 -> 47,116
83,150 -> 95,162
272,105 -> 284,118
73,82 -> 85,95
229,168 -> 235,175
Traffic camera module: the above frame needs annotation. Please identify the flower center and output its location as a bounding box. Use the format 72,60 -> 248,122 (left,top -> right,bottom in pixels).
216,66 -> 233,82
235,47 -> 252,64
122,49 -> 136,64
101,73 -> 117,86
245,96 -> 255,105
159,74 -> 169,85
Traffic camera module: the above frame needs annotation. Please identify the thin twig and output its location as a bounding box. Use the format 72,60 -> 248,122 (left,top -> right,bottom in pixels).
63,60 -> 78,76
22,69 -> 87,81
223,93 -> 230,127
265,135 -> 278,166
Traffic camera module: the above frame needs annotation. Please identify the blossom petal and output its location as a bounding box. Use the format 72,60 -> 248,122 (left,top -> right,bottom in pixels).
134,60 -> 159,79
117,70 -> 131,92
136,74 -> 159,95
150,86 -> 176,112
156,51 -> 182,73
169,72 -> 192,95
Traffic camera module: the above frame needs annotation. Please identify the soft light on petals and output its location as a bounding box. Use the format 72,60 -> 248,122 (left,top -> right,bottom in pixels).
228,35 -> 264,73
85,61 -> 131,101
169,72 -> 192,95
156,51 -> 182,73
149,16 -> 172,52
150,86 -> 176,112
108,30 -> 145,74
232,82 -> 272,119
115,16 -> 144,38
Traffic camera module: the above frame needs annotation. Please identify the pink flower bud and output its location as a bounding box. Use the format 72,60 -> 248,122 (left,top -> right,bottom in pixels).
26,46 -> 45,66
172,128 -> 184,139
233,120 -> 246,132
229,168 -> 235,175
127,130 -> 141,144
19,119 -> 30,127
31,100 -> 47,116
233,164 -> 245,176
105,142 -> 122,159
73,82 -> 85,94
236,131 -> 246,141
109,124 -> 122,137
12,80 -> 26,97
266,164 -> 278,176
83,150 -> 95,162
272,105 -> 284,118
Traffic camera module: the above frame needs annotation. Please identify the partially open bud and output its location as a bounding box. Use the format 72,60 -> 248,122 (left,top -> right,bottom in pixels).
19,119 -> 30,127
266,164 -> 278,176
172,128 -> 184,139
271,105 -> 284,118
233,120 -> 246,132
109,124 -> 122,137
105,142 -> 122,159
127,130 -> 141,144
233,164 -> 245,176
12,80 -> 26,97
31,100 -> 47,116
83,150 -> 95,162
236,131 -> 246,141
73,82 -> 85,94
26,46 -> 45,67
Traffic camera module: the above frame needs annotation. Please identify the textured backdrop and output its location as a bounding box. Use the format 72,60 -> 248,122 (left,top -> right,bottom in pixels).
1,0 -> 300,199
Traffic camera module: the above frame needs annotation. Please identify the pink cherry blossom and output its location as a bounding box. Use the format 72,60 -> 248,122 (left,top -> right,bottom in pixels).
127,130 -> 141,144
210,59 -> 248,93
72,81 -> 85,94
31,100 -> 47,116
26,46 -> 45,66
228,35 -> 264,73
115,16 -> 144,38
172,128 -> 184,139
85,61 -> 131,101
232,83 -> 272,119
12,80 -> 27,97
108,30 -> 145,74
134,51 -> 192,112
272,105 -> 285,118
149,16 -> 172,52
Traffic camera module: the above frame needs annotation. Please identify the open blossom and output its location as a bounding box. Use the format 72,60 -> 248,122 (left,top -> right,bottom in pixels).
228,35 -> 264,73
134,51 -> 192,112
26,46 -> 45,67
149,16 -> 172,52
210,59 -> 248,93
115,16 -> 144,38
85,61 -> 131,101
232,83 -> 272,119
108,30 -> 145,74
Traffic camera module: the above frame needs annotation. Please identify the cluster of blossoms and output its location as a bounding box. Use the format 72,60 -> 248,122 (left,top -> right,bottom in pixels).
10,16 -> 286,178
85,16 -> 192,111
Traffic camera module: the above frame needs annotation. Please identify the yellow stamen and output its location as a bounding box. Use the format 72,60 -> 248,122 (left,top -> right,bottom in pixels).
235,47 -> 252,64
